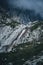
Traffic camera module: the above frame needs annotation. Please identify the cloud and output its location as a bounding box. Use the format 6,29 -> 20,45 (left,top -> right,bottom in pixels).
0,0 -> 43,17
8,0 -> 43,17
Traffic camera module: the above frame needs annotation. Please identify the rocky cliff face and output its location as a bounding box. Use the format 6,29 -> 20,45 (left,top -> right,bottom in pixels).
0,20 -> 43,65
0,19 -> 43,52
0,6 -> 43,65
0,7 -> 43,52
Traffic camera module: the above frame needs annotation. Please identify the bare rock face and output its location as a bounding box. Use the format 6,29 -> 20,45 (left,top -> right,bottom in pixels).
0,7 -> 43,52
0,20 -> 43,52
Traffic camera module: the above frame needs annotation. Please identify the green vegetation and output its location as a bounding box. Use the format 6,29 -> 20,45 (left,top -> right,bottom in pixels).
37,61 -> 43,65
0,21 -> 20,28
0,42 -> 43,65
31,21 -> 43,31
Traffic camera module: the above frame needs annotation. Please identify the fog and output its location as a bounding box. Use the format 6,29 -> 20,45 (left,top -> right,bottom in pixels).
0,0 -> 43,17
8,0 -> 43,17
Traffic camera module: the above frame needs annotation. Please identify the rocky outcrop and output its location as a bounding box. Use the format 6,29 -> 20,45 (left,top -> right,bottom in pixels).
0,21 -> 43,52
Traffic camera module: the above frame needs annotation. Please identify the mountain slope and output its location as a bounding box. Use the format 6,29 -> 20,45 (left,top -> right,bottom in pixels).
0,6 -> 43,65
0,20 -> 43,52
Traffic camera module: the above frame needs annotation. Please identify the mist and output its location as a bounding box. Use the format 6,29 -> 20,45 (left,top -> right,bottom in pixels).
8,0 -> 43,17
0,0 -> 43,17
